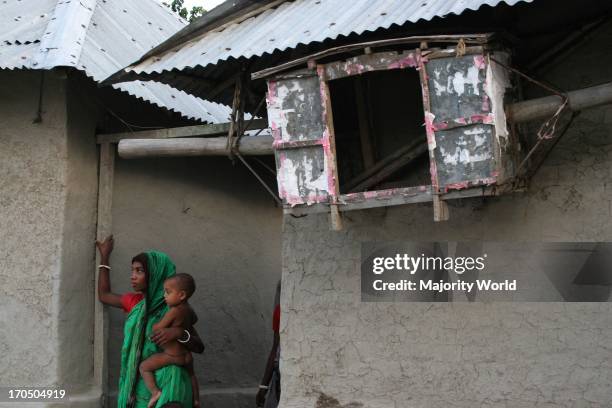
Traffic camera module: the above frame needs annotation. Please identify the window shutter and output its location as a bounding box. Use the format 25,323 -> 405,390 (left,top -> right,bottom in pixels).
421,53 -> 501,192
266,70 -> 339,206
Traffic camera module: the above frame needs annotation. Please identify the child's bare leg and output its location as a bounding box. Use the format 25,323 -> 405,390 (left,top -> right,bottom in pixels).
139,353 -> 175,408
190,373 -> 200,407
185,354 -> 200,407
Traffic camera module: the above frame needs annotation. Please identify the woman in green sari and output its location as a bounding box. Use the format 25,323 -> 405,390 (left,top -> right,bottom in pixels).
96,235 -> 203,408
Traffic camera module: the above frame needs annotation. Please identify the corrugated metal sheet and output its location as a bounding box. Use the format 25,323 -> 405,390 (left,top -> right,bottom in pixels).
0,0 -> 231,123
126,0 -> 533,76
117,81 -> 231,123
1,1 -> 55,45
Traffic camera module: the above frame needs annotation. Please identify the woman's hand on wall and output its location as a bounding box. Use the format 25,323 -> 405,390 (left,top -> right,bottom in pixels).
95,234 -> 122,308
96,235 -> 114,263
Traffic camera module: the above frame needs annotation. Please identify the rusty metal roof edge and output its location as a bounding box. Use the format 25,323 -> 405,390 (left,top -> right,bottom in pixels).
251,33 -> 495,80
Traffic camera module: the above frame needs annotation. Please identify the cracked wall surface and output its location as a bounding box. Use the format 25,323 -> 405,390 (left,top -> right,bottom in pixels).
279,22 -> 612,408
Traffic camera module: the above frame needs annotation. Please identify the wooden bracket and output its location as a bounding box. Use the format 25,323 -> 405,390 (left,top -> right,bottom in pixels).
94,142 -> 115,406
416,48 -> 449,222
226,74 -> 245,160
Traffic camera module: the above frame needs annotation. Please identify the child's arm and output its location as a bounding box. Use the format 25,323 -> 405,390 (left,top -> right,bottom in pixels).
185,325 -> 204,354
190,307 -> 198,325
152,307 -> 178,332
169,304 -> 194,327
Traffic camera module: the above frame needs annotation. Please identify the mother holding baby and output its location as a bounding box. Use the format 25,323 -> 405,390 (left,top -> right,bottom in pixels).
96,235 -> 204,408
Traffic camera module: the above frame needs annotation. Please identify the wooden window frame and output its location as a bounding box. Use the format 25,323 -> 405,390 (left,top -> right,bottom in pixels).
279,45 -> 503,219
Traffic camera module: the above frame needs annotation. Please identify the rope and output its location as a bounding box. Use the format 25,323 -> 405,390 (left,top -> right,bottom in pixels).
490,57 -> 570,176
456,38 -> 466,57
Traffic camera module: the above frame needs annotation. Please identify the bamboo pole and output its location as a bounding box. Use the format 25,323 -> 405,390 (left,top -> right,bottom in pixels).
114,81 -> 612,159
508,81 -> 612,123
118,135 -> 274,158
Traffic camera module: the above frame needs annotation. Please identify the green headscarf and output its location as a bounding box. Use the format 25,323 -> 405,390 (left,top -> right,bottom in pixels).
117,251 -> 193,408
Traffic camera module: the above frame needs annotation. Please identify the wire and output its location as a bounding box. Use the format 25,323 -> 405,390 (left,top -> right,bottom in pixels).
33,71 -> 44,124
490,57 -> 570,176
104,107 -> 167,131
252,156 -> 277,177
234,150 -> 282,206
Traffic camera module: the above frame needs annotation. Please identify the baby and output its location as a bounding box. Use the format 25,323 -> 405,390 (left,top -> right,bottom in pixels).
140,273 -> 200,408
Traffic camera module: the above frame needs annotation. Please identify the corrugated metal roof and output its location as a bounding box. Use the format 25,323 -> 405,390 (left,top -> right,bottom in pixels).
116,81 -> 231,123
0,0 -> 231,123
123,0 -> 533,77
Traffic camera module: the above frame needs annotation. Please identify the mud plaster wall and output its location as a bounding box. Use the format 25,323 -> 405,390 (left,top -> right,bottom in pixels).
57,76 -> 99,389
279,24 -> 612,408
0,70 -> 98,394
107,156 -> 282,407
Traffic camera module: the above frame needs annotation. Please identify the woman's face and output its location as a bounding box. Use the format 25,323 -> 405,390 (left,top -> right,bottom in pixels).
130,261 -> 147,292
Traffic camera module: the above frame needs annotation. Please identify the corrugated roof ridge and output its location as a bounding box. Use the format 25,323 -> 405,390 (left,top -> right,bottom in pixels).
32,0 -> 97,69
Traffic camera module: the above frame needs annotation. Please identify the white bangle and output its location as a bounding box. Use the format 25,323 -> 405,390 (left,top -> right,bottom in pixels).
258,385 -> 269,390
98,265 -> 111,270
177,329 -> 191,344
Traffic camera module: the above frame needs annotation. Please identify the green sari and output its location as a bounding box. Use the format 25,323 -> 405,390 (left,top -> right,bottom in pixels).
117,251 -> 193,408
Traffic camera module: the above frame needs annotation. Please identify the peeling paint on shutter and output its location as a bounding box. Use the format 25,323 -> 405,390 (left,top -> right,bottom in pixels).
422,53 -> 503,192
266,71 -> 337,206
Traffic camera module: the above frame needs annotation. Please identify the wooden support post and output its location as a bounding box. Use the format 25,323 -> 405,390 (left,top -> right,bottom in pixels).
330,204 -> 343,231
94,142 -> 115,406
417,47 -> 449,222
318,65 -> 343,231
433,192 -> 449,221
226,76 -> 243,158
236,72 -> 247,145
354,77 -> 376,170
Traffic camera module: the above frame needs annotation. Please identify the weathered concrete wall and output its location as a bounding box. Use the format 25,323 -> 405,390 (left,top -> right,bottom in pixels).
0,69 -> 98,402
0,69 -> 68,389
107,155 -> 282,407
56,76 -> 100,390
279,22 -> 612,408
